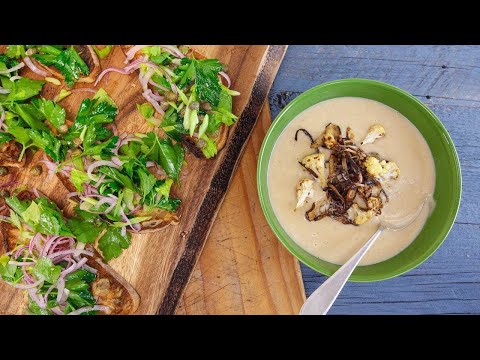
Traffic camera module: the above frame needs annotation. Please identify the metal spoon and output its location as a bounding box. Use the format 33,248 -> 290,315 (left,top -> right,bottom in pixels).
299,199 -> 428,315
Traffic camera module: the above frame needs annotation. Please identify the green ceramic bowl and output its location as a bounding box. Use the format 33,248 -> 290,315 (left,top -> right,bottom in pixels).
257,79 -> 462,282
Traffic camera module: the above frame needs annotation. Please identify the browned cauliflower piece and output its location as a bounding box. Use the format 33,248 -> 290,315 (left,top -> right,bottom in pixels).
301,153 -> 327,187
296,179 -> 314,209
361,124 -> 386,145
367,196 -> 383,215
381,161 -> 400,181
364,156 -> 400,182
312,123 -> 341,149
347,204 -> 375,225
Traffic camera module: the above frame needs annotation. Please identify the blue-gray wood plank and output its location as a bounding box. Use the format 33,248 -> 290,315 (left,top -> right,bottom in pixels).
268,45 -> 480,315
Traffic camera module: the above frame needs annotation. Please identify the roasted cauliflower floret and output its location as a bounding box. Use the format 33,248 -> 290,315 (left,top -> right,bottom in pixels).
301,153 -> 327,187
347,204 -> 375,225
361,124 -> 386,145
296,179 -> 314,209
364,156 -> 400,181
381,161 -> 400,181
312,123 -> 341,149
364,156 -> 384,177
367,196 -> 383,214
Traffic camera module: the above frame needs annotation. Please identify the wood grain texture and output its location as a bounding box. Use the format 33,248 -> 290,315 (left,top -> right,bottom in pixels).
0,45 -> 287,315
175,105 -> 305,315
269,45 -> 479,314
159,45 -> 288,314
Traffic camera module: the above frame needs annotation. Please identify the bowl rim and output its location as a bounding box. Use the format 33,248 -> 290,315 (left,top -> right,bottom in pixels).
257,78 -> 462,282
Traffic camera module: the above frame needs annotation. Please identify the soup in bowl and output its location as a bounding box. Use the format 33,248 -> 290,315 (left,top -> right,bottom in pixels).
257,79 -> 461,281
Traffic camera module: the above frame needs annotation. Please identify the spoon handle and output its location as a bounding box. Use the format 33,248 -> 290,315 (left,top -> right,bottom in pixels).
300,226 -> 384,315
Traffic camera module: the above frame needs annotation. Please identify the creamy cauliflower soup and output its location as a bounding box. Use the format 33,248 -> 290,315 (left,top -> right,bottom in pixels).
268,97 -> 435,265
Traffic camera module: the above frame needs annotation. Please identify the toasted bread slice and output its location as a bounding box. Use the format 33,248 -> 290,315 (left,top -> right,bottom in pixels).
55,173 -> 180,234
120,45 -> 231,159
0,141 -> 26,169
29,45 -> 101,84
0,141 -> 26,191
0,191 -> 140,315
85,246 -> 140,315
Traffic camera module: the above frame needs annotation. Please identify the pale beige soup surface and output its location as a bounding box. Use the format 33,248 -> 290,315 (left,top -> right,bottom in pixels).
268,97 -> 436,265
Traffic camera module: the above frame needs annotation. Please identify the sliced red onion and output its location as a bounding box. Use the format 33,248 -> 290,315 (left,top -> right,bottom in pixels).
59,288 -> 70,305
142,90 -> 165,115
67,192 -> 78,198
31,233 -> 44,254
55,278 -> 66,303
9,75 -> 21,81
149,90 -> 164,102
104,202 -> 117,215
51,307 -> 64,315
0,62 -> 24,74
39,158 -> 60,179
62,257 -> 88,278
146,161 -> 155,167
127,205 -> 141,216
14,245 -> 28,259
82,264 -> 98,275
94,174 -> 106,188
43,283 -> 56,303
24,56 -> 49,77
0,204 -> 6,212
14,278 -> 43,289
111,156 -> 123,167
22,267 -> 35,284
132,223 -> 141,231
87,160 -> 119,179
67,305 -> 110,315
140,67 -> 155,91
51,238 -> 74,252
123,57 -> 147,71
48,249 -> 94,260
121,226 -> 127,237
218,71 -> 231,88
148,79 -> 169,92
42,235 -> 61,257
111,123 -> 118,136
124,45 -> 149,63
27,287 -> 46,309
158,45 -> 184,58
93,196 -> 116,208
118,136 -> 143,148
95,66 -> 131,86
119,206 -> 140,232
8,260 -> 36,266
29,234 -> 38,254
83,183 -> 99,196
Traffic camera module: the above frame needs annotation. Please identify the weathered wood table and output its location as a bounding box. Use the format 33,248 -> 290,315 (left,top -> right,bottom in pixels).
268,45 -> 478,314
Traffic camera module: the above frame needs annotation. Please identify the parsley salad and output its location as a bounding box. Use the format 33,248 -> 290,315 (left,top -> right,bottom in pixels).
96,45 -> 240,159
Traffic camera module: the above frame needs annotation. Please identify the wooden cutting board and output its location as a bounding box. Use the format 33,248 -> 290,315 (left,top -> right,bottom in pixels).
176,105 -> 306,315
0,45 -> 287,314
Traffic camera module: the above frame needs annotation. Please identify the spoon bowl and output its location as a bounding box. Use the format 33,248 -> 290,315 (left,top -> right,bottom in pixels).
300,199 -> 429,315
